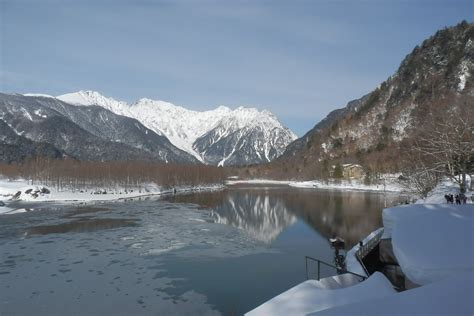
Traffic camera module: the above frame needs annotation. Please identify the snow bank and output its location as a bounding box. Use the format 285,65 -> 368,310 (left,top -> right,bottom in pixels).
226,179 -> 293,185
289,179 -> 402,192
245,272 -> 395,316
310,273 -> 473,316
382,204 -> 435,239
0,207 -> 28,215
227,178 -> 402,192
0,179 -> 163,203
0,205 -> 14,214
415,178 -> 472,204
0,178 -> 224,214
0,178 -> 28,196
309,273 -> 362,290
389,204 -> 473,285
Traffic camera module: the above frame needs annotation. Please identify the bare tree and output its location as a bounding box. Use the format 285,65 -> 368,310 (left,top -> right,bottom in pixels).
408,103 -> 473,194
0,160 -> 227,192
399,151 -> 442,198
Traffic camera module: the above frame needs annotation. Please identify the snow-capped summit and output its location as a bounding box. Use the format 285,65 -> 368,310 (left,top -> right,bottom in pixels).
55,90 -> 297,166
57,90 -> 127,113
194,107 -> 297,166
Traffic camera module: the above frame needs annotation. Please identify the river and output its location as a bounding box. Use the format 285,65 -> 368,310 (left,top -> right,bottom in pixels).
0,184 -> 403,315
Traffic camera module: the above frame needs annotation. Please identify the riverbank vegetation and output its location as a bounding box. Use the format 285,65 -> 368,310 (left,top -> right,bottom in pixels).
0,158 -> 227,191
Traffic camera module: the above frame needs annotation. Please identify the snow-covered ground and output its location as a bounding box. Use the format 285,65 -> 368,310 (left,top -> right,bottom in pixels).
0,177 -> 223,215
246,272 -> 395,316
311,273 -> 473,316
227,177 -> 402,192
226,179 -> 293,185
246,179 -> 474,315
415,178 -> 473,204
385,204 -> 473,285
289,179 -> 402,192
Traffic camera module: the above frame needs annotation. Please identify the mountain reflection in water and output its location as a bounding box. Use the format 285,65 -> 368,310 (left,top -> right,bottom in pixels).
164,184 -> 402,247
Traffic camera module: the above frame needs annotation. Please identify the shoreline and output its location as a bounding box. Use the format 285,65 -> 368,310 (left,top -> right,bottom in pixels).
227,178 -> 402,193
0,181 -> 224,215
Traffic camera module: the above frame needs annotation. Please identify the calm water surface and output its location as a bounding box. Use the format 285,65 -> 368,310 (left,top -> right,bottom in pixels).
0,185 -> 402,315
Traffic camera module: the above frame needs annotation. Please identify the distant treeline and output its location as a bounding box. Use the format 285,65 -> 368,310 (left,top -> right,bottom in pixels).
0,158 -> 227,190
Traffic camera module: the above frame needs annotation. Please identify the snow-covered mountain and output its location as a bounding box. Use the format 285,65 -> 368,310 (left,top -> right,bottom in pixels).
271,21 -> 474,179
57,91 -> 297,166
194,107 -> 297,166
0,93 -> 198,163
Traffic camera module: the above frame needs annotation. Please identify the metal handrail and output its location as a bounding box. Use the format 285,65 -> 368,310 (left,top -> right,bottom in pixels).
305,256 -> 367,281
355,228 -> 384,276
356,229 -> 384,259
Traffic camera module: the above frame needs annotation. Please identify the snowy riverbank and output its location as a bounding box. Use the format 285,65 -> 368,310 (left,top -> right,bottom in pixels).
247,177 -> 473,315
415,178 -> 473,204
226,179 -> 293,185
248,203 -> 473,315
289,179 -> 401,192
227,177 -> 402,192
0,178 -> 224,215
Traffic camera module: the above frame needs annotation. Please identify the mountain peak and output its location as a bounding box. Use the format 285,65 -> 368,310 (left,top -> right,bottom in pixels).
278,21 -> 473,176
57,90 -> 128,114
53,91 -> 297,165
215,105 -> 231,112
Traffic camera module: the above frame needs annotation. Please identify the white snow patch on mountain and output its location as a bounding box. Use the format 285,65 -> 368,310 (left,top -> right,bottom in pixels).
392,104 -> 415,142
34,109 -> 48,119
457,59 -> 470,92
57,90 -> 128,110
23,93 -> 55,98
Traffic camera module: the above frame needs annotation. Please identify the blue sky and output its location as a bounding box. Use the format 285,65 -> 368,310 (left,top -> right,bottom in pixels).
0,0 -> 472,136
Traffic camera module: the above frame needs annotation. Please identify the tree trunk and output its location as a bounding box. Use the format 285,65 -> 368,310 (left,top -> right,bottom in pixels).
461,172 -> 466,193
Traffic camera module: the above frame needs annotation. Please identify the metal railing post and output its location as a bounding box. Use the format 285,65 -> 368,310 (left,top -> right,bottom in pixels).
317,260 -> 320,280
355,228 -> 384,276
305,257 -> 308,280
304,255 -> 367,281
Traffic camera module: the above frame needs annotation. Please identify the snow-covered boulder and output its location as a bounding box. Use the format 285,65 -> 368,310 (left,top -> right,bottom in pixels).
10,186 -> 51,201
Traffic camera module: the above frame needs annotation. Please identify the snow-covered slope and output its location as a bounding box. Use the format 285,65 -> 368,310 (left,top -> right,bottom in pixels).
125,99 -> 232,161
57,90 -> 128,111
23,93 -> 55,98
4,93 -> 198,163
57,90 -> 297,165
194,107 -> 297,166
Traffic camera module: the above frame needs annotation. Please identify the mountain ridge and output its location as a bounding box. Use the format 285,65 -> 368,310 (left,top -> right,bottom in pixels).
0,93 -> 199,163
251,21 -> 473,179
56,91 -> 297,166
